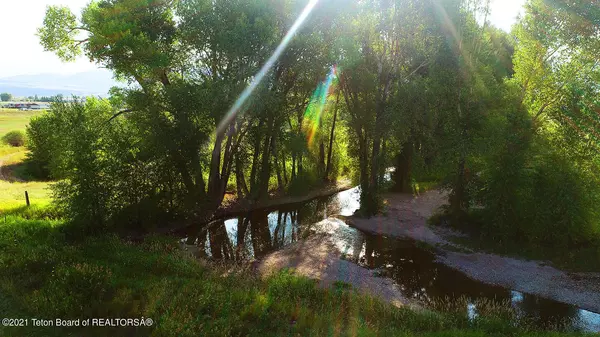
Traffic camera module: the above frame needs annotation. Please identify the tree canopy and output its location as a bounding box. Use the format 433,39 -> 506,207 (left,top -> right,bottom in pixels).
33,0 -> 600,248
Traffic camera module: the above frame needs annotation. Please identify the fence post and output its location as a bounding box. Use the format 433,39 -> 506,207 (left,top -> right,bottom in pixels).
25,191 -> 30,207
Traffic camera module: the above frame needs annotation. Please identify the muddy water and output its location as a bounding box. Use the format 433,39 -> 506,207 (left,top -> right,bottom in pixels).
180,187 -> 600,332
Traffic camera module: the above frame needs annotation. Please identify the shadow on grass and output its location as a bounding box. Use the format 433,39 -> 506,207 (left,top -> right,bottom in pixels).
1,161 -> 48,182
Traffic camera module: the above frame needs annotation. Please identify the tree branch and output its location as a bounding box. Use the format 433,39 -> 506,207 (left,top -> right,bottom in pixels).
106,109 -> 134,123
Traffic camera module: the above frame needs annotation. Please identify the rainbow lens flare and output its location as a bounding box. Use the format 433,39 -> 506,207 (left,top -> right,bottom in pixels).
303,65 -> 338,146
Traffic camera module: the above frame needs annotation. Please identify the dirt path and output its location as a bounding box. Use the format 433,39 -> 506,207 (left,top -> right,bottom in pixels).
345,189 -> 600,314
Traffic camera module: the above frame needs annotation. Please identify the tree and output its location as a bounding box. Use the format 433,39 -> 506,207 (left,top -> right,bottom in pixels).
512,0 -> 600,135
38,0 -> 343,228
0,93 -> 12,102
336,0 -> 455,215
476,0 -> 600,246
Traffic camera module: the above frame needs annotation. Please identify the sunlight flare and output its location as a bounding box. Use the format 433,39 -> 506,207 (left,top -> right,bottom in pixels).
303,65 -> 338,146
216,0 -> 321,137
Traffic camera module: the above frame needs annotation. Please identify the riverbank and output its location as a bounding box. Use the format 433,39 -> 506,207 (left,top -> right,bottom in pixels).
256,219 -> 419,310
125,180 -> 355,239
3,215 -> 589,336
345,189 -> 600,314
215,179 -> 354,217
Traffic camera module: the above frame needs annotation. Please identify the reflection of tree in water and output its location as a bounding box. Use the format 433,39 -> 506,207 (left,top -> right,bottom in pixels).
250,211 -> 273,259
273,211 -> 289,249
516,294 -> 579,329
188,193 -> 347,260
183,190 -> 360,262
357,235 -> 582,329
181,192 -> 589,332
208,220 -> 234,260
236,217 -> 251,260
359,235 -> 440,301
359,235 -> 512,304
182,224 -> 208,259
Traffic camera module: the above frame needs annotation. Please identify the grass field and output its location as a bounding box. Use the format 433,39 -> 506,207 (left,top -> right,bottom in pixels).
0,108 -> 44,138
0,181 -> 52,211
0,108 -> 52,213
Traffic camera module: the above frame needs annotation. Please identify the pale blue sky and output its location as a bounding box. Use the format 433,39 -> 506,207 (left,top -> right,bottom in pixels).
0,0 -> 525,78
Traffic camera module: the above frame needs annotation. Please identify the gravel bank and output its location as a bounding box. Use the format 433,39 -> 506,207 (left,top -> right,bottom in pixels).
346,189 -> 600,314
256,220 -> 419,309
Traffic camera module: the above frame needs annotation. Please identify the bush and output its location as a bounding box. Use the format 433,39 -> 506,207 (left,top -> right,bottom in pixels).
476,119 -> 600,248
43,98 -> 183,232
2,130 -> 26,147
25,114 -> 61,179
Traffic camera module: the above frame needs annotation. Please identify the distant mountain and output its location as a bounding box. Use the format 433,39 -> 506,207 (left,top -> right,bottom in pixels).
0,70 -> 119,97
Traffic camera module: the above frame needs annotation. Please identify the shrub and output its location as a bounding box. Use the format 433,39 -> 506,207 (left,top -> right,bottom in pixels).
25,113 -> 62,179
46,98 -> 182,232
2,130 -> 26,147
477,119 -> 600,248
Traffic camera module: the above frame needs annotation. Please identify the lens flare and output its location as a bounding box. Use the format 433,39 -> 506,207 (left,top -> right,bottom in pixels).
216,0 -> 321,137
303,65 -> 338,146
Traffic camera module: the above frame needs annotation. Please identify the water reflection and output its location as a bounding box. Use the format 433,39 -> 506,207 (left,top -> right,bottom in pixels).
181,189 -> 359,261
356,233 -> 600,331
179,187 -> 600,332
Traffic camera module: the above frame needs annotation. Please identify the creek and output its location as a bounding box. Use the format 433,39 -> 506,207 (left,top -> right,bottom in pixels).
180,187 -> 600,332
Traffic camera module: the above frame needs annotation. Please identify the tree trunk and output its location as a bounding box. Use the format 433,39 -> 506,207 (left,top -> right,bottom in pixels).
379,138 -> 387,186
325,91 -> 340,181
450,86 -> 468,221
207,131 -> 224,202
318,141 -> 325,178
291,152 -> 296,181
358,131 -> 371,204
235,154 -> 250,198
258,118 -> 274,200
394,140 -> 413,193
249,122 -> 263,197
370,105 -> 384,191
282,150 -> 288,185
450,157 -> 467,219
370,136 -> 381,189
217,123 -> 236,202
273,136 -> 284,193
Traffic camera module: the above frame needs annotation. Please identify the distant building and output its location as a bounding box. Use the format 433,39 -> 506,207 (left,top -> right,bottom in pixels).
29,103 -> 50,110
5,102 -> 50,110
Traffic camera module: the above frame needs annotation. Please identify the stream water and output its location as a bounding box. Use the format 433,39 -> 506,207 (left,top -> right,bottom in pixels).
180,187 -> 600,332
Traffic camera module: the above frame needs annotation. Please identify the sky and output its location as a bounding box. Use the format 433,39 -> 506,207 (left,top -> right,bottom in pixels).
0,0 -> 525,78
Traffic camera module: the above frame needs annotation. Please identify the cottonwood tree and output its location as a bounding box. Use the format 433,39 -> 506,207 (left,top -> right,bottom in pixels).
39,0 -> 282,222
38,0 -> 343,226
512,0 -> 600,136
